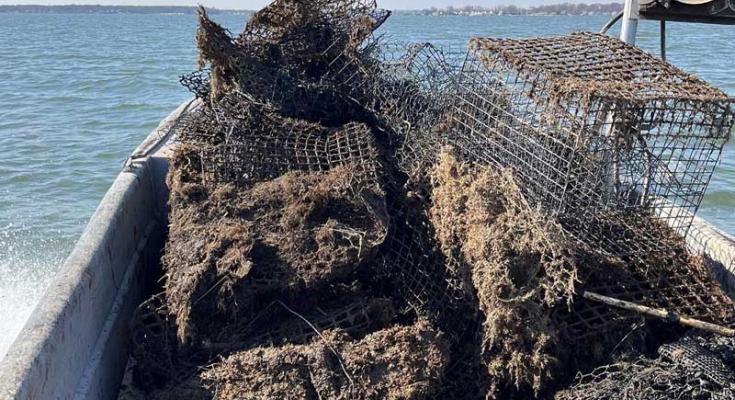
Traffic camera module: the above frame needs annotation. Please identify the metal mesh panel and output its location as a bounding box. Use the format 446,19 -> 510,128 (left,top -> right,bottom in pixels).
658,336 -> 735,388
199,121 -> 379,187
180,40 -> 463,192
451,32 -> 734,259
377,200 -> 474,328
376,192 -> 487,399
130,294 -> 396,390
555,252 -> 734,342
238,0 -> 387,49
241,297 -> 394,347
374,43 -> 458,179
155,6 -> 735,397
555,359 -> 732,400
179,68 -> 211,101
177,93 -> 382,188
190,2 -> 390,126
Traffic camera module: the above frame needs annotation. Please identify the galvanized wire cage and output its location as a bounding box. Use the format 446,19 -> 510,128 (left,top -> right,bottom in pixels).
451,32 -> 734,257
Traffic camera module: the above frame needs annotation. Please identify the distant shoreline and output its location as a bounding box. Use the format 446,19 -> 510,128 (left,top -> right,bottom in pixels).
0,3 -> 623,16
0,5 -> 250,14
411,3 -> 623,17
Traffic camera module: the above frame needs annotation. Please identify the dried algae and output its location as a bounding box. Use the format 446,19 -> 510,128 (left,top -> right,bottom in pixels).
430,147 -> 577,396
164,160 -> 389,342
202,320 -> 448,400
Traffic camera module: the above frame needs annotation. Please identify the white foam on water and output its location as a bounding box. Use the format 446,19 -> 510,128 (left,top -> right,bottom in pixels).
0,227 -> 64,360
0,264 -> 51,359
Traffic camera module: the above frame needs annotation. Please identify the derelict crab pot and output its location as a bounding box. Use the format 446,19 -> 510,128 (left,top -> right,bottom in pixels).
451,32 -> 735,257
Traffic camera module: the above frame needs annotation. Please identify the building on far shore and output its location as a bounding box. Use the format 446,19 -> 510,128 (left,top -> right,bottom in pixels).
417,3 -> 623,17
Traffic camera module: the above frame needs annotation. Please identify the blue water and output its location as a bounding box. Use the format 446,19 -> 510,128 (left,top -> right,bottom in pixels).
1,12 -> 734,358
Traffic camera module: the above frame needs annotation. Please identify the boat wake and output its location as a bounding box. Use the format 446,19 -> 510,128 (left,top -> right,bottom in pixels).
0,227 -> 65,360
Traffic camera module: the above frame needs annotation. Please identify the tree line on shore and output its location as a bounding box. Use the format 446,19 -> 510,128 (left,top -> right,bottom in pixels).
416,3 -> 623,16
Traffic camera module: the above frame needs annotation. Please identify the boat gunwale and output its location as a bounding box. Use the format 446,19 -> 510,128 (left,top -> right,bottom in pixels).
0,99 -> 195,400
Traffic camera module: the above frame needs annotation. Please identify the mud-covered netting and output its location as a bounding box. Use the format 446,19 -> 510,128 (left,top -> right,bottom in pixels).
441,33 -> 735,396
165,156 -> 389,340
128,0 -> 465,397
130,289 -> 400,390
175,94 -> 385,187
554,247 -> 735,344
187,1 -> 393,127
428,146 -> 735,398
430,148 -> 577,397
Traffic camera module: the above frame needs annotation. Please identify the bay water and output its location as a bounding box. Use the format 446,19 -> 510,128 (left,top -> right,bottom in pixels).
1,11 -> 733,359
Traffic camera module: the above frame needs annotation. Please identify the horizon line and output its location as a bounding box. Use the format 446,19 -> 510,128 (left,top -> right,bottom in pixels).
0,2 -> 625,12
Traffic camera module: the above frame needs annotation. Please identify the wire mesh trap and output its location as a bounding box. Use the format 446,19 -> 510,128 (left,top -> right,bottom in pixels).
190,1 -> 391,126
554,250 -> 735,344
451,32 -> 735,258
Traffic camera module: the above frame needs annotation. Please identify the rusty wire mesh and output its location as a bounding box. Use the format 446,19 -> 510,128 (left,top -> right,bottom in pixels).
238,0 -> 388,52
450,32 -> 735,260
173,1 -> 472,343
138,4 -> 735,396
188,1 -> 390,126
374,191 -> 487,399
658,336 -> 735,389
130,293 -> 397,390
238,297 -> 395,347
179,40 -> 463,192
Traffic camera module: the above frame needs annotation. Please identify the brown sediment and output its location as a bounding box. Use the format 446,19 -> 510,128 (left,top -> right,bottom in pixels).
201,320 -> 449,400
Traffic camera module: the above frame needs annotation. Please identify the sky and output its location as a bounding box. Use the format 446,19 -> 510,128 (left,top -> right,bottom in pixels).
0,0 -> 618,10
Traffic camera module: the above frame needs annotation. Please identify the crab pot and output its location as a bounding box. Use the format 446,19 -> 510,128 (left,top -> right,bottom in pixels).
451,32 -> 734,256
372,43 -> 458,175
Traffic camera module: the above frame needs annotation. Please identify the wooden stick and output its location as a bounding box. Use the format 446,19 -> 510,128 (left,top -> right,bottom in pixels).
582,291 -> 735,337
